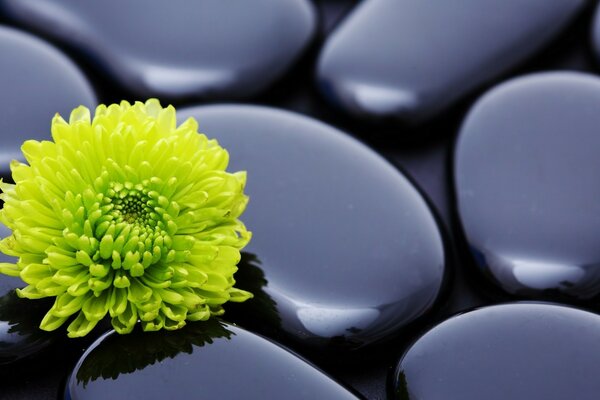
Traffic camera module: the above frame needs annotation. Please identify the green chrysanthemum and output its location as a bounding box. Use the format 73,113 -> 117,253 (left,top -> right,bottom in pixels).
0,99 -> 252,337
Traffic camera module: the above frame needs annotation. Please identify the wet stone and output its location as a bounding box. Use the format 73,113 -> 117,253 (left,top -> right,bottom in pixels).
0,0 -> 317,99
455,72 -> 600,301
317,0 -> 586,125
0,223 -> 56,365
592,2 -> 600,66
65,319 -> 361,400
0,25 -> 96,177
178,105 -> 448,350
392,303 -> 600,400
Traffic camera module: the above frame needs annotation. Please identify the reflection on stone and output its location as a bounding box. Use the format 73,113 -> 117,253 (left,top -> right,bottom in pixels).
67,320 -> 360,399
0,290 -> 56,364
392,303 -> 600,399
0,0 -> 317,99
317,0 -> 586,125
223,253 -> 281,334
178,105 -> 448,351
75,319 -> 233,385
296,307 -> 378,338
455,72 -> 600,301
395,371 -> 410,400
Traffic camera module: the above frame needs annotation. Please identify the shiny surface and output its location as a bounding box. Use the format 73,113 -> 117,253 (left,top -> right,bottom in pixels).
592,2 -> 600,65
0,2 -> 597,399
0,223 -> 56,365
393,303 -> 600,400
66,320 -> 360,400
455,72 -> 600,300
317,0 -> 586,125
178,105 -> 448,350
0,25 -> 96,177
0,0 -> 317,99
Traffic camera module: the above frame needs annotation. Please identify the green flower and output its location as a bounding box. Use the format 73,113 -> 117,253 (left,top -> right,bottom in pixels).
0,99 -> 252,337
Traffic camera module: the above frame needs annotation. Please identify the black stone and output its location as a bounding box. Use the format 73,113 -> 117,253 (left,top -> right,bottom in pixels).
0,25 -> 96,177
392,303 -> 600,400
592,1 -> 600,66
65,319 -> 361,400
178,105 -> 448,350
317,0 -> 586,125
0,223 -> 56,365
455,72 -> 600,301
0,0 -> 317,99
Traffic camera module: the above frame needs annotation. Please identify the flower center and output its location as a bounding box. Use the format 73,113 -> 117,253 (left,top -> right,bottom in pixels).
58,178 -> 185,294
107,182 -> 155,228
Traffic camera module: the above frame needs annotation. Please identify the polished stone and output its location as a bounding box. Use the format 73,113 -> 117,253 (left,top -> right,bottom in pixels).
0,223 -> 56,365
455,72 -> 600,300
66,320 -> 360,400
392,303 -> 600,400
178,105 -> 448,350
592,2 -> 600,65
0,0 -> 316,99
0,25 -> 96,177
317,0 -> 586,125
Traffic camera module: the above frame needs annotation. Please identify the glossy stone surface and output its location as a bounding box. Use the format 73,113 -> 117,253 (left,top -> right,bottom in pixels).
0,25 -> 96,177
0,223 -> 56,365
178,105 -> 448,350
65,320 -> 360,400
0,0 -> 316,99
392,303 -> 600,400
317,0 -> 586,125
592,2 -> 600,65
455,72 -> 600,300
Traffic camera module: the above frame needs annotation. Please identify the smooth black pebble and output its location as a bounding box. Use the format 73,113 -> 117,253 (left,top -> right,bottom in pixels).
592,1 -> 600,65
178,105 -> 448,350
317,0 -> 586,125
0,25 -> 96,177
0,0 -> 316,99
392,303 -> 600,400
65,320 -> 360,400
455,72 -> 600,301
0,223 -> 56,365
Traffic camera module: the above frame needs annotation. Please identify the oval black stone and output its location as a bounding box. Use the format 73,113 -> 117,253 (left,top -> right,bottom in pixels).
178,105 -> 448,350
317,0 -> 586,125
0,25 -> 96,177
392,303 -> 600,400
455,72 -> 600,300
0,223 -> 56,365
0,0 -> 316,99
65,320 -> 361,400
